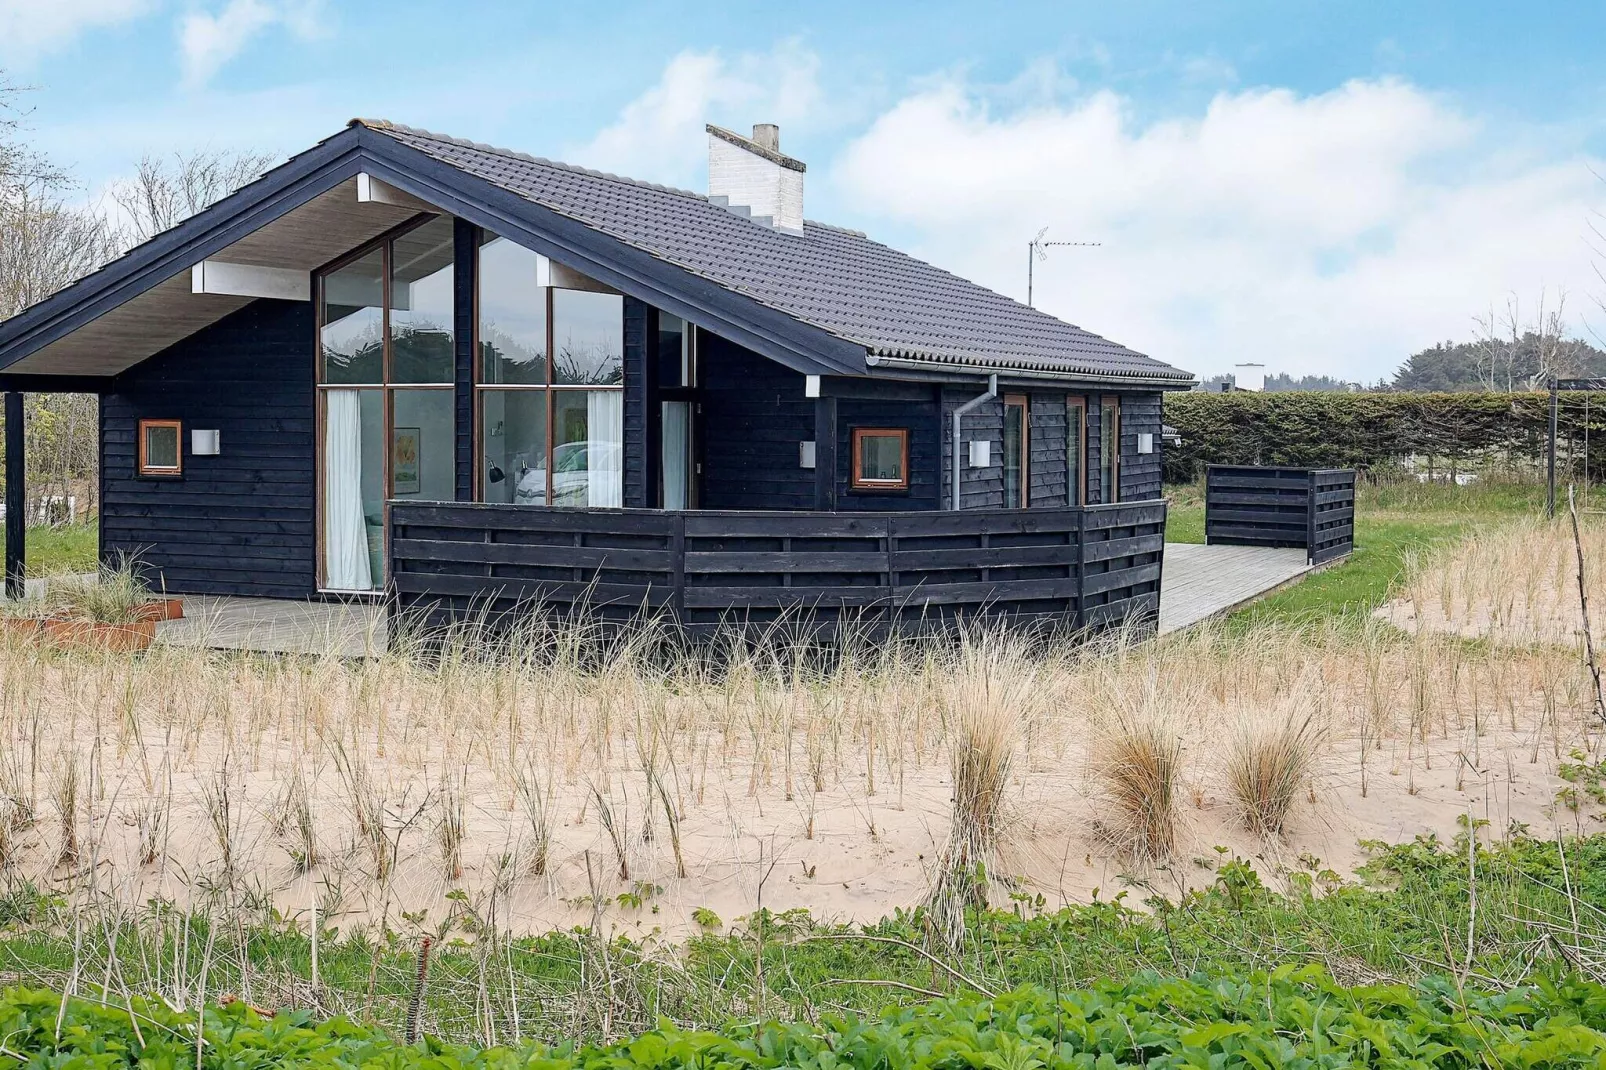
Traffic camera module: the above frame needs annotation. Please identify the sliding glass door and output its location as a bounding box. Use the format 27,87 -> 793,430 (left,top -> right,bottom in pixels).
317,217 -> 455,591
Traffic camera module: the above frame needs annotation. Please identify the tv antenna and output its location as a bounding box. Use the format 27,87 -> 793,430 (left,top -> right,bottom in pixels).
1028,227 -> 1100,307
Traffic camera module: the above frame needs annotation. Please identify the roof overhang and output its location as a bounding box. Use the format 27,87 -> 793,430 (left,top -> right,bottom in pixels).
0,124 -> 871,385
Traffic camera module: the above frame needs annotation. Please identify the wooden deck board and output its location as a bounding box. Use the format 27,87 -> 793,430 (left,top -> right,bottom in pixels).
1157,542 -> 1311,635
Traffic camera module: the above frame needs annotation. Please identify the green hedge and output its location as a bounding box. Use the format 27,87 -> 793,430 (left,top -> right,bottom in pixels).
1162,390 -> 1606,483
7,968 -> 1606,1069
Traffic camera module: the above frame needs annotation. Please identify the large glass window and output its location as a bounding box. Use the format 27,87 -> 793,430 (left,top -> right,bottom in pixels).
320,248 -> 384,384
316,219 -> 455,591
478,236 -> 547,384
1066,397 -> 1086,506
476,232 -> 624,508
1100,398 -> 1120,504
390,217 -> 455,383
656,313 -> 696,388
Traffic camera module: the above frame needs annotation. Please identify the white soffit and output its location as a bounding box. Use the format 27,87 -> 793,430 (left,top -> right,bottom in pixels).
5,178 -> 426,377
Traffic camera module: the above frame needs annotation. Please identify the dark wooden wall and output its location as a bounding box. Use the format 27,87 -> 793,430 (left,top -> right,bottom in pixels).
100,299 -> 316,598
1204,465 -> 1355,564
698,334 -> 815,509
622,296 -> 650,508
835,393 -> 942,511
1119,392 -> 1163,502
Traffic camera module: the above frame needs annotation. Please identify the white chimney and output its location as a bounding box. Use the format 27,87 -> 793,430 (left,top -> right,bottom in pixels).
706,123 -> 805,235
1233,362 -> 1266,392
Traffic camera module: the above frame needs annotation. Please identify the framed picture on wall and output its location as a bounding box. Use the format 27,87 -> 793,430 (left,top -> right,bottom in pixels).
393,427 -> 421,494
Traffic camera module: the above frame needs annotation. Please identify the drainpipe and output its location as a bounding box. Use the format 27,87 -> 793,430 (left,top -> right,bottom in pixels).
951,374 -> 998,510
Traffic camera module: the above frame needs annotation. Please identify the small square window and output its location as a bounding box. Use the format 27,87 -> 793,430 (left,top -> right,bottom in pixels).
851,427 -> 909,491
138,419 -> 182,476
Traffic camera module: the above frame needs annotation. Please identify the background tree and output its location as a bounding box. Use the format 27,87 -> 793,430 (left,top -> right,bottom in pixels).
112,148 -> 276,242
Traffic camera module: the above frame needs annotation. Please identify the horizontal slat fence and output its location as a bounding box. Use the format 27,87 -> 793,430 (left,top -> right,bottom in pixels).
1204,465 -> 1354,564
389,500 -> 1167,639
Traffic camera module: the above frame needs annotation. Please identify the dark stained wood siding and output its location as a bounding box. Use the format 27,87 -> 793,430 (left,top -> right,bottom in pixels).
836,394 -> 941,511
1119,391 -> 1163,502
622,296 -> 649,508
100,298 -> 316,598
941,388 -> 1005,509
1029,391 -> 1068,507
697,333 -> 814,509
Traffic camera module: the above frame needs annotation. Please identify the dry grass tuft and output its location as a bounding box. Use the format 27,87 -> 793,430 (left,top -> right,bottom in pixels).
926,633 -> 1038,951
1225,702 -> 1324,837
1092,678 -> 1182,864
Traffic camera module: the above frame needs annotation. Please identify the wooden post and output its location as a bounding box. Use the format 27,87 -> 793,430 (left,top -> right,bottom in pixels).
814,396 -> 837,511
4,391 -> 23,599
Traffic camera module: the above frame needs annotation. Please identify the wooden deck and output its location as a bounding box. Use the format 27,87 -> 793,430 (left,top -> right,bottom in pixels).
144,542 -> 1311,655
1157,543 -> 1312,635
155,595 -> 385,657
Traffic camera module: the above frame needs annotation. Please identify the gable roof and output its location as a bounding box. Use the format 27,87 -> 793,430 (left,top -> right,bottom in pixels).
0,120 -> 1192,388
361,121 -> 1191,386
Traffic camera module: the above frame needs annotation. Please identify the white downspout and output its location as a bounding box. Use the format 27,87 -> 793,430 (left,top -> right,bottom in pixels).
951,374 -> 998,510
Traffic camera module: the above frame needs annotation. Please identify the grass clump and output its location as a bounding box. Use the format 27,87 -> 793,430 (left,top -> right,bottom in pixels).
1225,704 -> 1323,837
1092,689 -> 1181,863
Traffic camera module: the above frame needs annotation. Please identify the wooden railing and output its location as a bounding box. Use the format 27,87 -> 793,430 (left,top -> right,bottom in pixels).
388,500 -> 1168,637
1204,465 -> 1355,564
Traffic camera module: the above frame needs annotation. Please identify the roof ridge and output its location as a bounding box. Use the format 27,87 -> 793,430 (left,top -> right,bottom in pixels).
350,118 -> 709,201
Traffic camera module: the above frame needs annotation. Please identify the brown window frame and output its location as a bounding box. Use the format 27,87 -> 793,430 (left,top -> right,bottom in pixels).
137,419 -> 183,477
1066,396 -> 1087,506
850,427 -> 910,491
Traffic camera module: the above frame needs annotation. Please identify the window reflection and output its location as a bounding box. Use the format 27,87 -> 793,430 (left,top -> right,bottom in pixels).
478,236 -> 547,385
390,217 -> 455,383
320,248 -> 385,384
553,289 -> 624,385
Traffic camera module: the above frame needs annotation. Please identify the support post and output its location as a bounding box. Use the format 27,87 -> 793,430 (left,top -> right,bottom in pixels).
1548,378 -> 1559,519
4,391 -> 23,600
814,396 -> 837,511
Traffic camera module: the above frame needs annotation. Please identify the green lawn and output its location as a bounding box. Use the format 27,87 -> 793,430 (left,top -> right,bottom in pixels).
0,522 -> 98,576
1164,477 -> 1552,626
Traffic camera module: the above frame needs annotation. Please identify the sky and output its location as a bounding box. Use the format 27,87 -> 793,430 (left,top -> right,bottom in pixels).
3,0 -> 1606,384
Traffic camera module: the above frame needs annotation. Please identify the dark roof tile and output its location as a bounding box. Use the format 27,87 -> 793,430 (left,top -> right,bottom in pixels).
361,120 -> 1192,384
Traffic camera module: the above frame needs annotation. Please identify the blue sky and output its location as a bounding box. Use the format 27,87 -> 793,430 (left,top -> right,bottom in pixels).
4,0 -> 1605,382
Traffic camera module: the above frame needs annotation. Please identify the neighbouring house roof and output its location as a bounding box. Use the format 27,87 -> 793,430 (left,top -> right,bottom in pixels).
0,119 -> 1192,388
360,121 -> 1192,386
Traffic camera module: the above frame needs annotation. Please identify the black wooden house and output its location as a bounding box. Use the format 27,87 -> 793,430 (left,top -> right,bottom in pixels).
0,120 -> 1194,633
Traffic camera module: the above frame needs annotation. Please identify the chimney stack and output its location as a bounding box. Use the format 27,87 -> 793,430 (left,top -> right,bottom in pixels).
706,122 -> 805,235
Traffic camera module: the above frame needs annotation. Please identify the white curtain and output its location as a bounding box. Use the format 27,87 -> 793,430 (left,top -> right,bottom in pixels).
661,401 -> 690,510
587,389 -> 623,507
323,390 -> 373,590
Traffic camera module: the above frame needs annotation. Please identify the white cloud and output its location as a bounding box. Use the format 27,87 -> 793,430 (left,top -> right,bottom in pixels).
0,0 -> 153,59
178,0 -> 325,87
831,76 -> 1604,382
570,41 -> 821,187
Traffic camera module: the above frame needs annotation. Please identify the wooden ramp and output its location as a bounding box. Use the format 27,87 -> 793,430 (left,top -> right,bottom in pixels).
1157,543 -> 1312,635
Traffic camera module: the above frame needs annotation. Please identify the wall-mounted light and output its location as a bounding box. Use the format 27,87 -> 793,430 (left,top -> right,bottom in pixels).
799,440 -> 817,469
968,440 -> 990,468
1137,433 -> 1155,455
192,430 -> 221,456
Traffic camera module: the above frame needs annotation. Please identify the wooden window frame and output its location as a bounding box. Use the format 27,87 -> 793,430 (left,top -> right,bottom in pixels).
1003,393 -> 1030,507
1066,396 -> 1086,506
1100,398 -> 1121,504
849,427 -> 910,492
137,419 -> 183,477
471,235 -> 625,509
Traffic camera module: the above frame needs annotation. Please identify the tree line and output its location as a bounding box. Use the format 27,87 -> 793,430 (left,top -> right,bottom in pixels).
0,72 -> 271,528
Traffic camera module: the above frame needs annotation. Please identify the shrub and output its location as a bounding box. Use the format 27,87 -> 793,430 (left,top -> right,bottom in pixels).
5,967 -> 1606,1068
